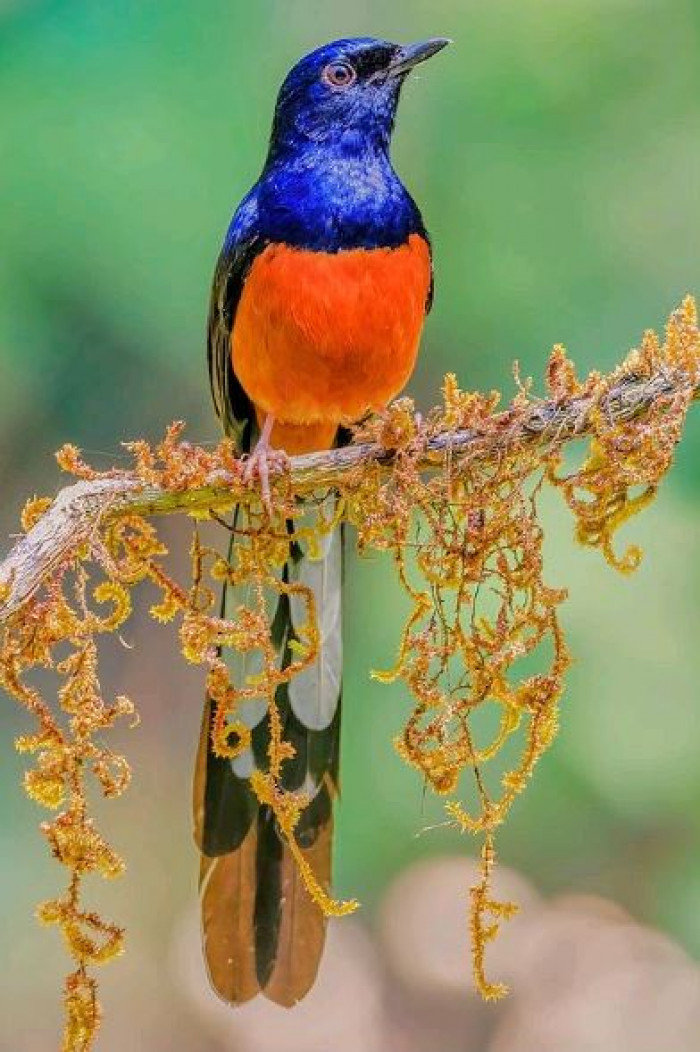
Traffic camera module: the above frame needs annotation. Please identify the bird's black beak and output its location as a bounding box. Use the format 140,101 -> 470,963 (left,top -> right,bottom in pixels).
383,38 -> 452,80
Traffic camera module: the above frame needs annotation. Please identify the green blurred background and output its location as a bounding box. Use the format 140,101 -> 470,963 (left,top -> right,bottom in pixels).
1,1 -> 700,1048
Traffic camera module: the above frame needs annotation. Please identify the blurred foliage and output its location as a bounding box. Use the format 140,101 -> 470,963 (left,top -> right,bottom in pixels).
1,0 -> 700,1045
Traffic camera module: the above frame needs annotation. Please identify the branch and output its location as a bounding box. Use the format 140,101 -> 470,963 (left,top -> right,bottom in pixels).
0,365 -> 694,625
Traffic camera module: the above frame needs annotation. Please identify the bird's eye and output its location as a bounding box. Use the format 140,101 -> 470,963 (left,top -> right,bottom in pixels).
323,61 -> 357,89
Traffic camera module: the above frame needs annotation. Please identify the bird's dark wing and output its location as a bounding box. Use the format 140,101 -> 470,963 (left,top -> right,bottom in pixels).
207,192 -> 266,452
419,227 -> 435,315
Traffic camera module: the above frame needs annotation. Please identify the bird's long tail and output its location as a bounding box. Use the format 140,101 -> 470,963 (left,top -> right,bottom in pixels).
193,501 -> 342,1006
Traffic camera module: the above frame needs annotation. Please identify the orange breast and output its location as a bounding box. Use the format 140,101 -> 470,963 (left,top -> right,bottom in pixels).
231,235 -> 431,451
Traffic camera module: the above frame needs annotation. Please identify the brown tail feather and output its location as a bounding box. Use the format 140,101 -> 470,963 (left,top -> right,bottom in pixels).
263,819 -> 333,1006
200,833 -> 261,1005
194,692 -> 336,1006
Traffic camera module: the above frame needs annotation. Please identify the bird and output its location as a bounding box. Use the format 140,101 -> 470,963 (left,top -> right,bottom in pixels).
194,35 -> 450,1008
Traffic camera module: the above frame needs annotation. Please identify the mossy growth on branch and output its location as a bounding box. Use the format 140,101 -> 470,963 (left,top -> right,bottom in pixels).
0,297 -> 698,1050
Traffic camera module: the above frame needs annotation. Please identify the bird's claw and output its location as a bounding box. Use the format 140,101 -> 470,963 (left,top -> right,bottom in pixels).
243,446 -> 290,511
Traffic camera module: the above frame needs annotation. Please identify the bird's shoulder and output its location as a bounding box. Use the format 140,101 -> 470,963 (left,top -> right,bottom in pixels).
221,188 -> 261,256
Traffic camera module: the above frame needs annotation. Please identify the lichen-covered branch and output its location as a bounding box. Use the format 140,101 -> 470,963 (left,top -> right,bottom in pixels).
1,359 -> 696,626
1,297 -> 698,1049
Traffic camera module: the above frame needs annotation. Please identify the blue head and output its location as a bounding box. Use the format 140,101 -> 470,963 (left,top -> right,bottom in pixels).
268,37 -> 451,161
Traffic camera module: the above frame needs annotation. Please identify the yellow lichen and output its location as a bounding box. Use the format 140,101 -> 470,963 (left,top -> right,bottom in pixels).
21,495 -> 53,532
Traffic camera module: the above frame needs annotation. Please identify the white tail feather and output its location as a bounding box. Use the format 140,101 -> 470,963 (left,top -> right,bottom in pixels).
288,523 -> 342,731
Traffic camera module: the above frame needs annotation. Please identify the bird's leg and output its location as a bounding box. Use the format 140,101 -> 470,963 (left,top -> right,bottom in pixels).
243,414 -> 289,510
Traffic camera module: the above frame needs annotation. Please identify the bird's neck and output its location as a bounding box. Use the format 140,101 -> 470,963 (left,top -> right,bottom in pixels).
258,139 -> 423,252
267,119 -> 393,165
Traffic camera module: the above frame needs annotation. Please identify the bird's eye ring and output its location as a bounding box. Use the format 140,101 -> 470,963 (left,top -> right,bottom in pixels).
323,61 -> 357,89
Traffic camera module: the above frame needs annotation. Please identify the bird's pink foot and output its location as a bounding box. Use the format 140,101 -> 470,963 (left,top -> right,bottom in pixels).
243,416 -> 289,510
